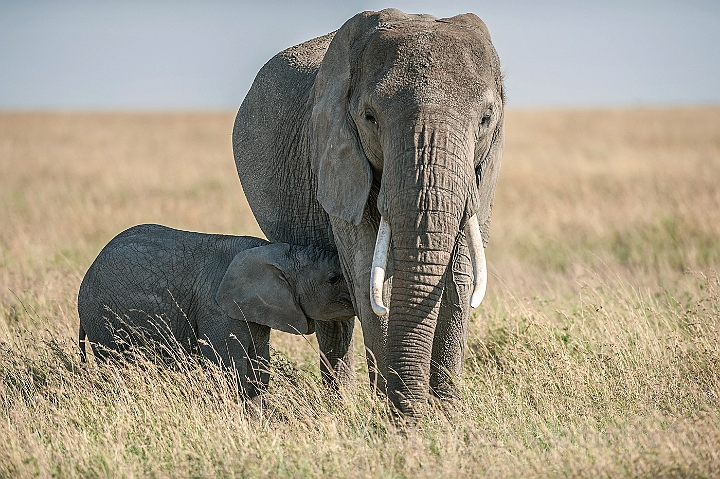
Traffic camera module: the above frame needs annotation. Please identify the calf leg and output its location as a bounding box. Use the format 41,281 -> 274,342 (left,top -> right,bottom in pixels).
244,323 -> 271,399
198,315 -> 254,396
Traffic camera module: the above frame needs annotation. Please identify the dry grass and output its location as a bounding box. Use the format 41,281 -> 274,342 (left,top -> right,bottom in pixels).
1,108 -> 719,478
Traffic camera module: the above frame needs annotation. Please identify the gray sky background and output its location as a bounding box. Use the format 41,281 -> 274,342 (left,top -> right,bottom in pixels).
1,0 -> 718,109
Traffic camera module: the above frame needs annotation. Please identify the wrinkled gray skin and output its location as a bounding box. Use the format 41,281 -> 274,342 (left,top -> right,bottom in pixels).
78,224 -> 354,398
233,9 -> 504,415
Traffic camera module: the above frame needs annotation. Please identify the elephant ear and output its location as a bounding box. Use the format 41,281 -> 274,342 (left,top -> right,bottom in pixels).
442,13 -> 501,246
215,243 -> 313,335
475,118 -> 505,247
310,9 -> 406,225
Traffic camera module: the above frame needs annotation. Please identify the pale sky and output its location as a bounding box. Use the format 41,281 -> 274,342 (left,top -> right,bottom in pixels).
1,0 -> 718,109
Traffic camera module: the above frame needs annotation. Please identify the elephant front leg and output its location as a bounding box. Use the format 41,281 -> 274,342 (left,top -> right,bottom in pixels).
430,232 -> 473,400
330,215 -> 388,394
198,315 -> 257,397
244,322 -> 271,400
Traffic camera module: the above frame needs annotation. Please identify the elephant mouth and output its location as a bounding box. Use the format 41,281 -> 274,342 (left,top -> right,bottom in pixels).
369,214 -> 488,316
338,295 -> 354,310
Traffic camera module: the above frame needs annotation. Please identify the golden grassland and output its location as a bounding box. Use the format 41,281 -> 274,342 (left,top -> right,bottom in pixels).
1,108 -> 719,478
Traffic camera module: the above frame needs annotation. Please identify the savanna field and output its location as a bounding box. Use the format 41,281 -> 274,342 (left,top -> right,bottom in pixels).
1,108 -> 719,478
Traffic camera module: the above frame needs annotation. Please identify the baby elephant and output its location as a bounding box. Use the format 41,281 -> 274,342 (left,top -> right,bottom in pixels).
78,224 -> 354,398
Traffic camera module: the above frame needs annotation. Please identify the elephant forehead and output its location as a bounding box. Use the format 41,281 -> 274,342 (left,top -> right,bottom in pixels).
359,25 -> 499,105
291,244 -> 341,271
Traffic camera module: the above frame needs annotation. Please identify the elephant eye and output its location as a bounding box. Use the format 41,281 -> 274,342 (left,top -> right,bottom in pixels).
364,110 -> 378,126
327,273 -> 342,284
480,113 -> 492,126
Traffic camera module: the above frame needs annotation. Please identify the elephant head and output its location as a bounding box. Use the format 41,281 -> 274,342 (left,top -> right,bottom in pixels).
216,243 -> 355,335
309,10 -> 504,414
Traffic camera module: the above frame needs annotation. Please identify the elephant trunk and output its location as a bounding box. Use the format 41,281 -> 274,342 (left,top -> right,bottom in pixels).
387,226 -> 453,414
379,120 -> 478,416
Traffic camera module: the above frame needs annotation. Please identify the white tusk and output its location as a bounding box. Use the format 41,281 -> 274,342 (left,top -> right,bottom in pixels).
465,214 -> 488,308
370,216 -> 391,316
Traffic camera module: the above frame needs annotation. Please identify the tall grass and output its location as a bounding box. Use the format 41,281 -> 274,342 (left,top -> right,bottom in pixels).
1,109 -> 719,477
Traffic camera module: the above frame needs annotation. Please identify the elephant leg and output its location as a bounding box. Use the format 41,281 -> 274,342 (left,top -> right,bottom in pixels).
330,215 -> 388,394
315,318 -> 355,391
198,316 -> 252,396
245,323 -> 271,399
430,232 -> 473,399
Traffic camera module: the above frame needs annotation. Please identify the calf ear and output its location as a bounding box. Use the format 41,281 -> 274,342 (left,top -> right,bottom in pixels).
215,244 -> 312,335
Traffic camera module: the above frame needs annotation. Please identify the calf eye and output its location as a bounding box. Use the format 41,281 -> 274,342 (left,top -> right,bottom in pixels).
327,273 -> 341,284
480,113 -> 491,126
365,110 -> 377,125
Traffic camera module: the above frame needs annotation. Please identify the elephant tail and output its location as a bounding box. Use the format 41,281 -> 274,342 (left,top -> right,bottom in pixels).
79,324 -> 87,363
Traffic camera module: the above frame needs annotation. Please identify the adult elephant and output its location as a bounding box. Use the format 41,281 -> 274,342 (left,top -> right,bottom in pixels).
233,9 -> 504,416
